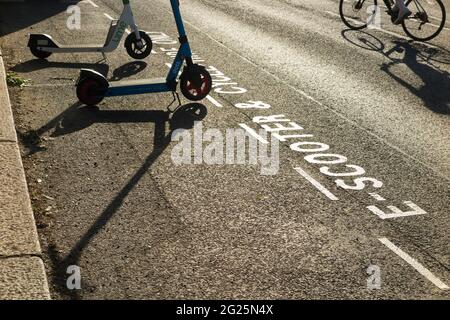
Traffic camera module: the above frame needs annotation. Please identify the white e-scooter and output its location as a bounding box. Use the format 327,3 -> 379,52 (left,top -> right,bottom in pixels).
28,0 -> 152,60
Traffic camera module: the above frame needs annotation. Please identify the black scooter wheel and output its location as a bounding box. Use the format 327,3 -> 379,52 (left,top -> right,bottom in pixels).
30,45 -> 52,59
125,31 -> 153,60
76,78 -> 106,106
180,66 -> 212,101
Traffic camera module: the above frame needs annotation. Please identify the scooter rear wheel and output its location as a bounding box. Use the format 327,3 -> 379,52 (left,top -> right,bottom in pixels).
76,78 -> 106,106
30,46 -> 52,59
124,31 -> 153,60
180,66 -> 212,101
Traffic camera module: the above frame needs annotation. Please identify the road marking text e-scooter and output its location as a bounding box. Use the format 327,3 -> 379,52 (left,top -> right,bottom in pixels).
76,0 -> 212,107
28,0 -> 152,60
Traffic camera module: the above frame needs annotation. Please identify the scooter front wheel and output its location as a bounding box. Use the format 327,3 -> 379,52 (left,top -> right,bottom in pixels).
124,31 -> 153,60
76,78 -> 107,106
30,45 -> 52,59
180,66 -> 212,101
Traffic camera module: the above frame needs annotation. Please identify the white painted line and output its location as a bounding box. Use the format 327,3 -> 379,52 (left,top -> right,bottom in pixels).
369,192 -> 386,201
85,0 -> 98,8
379,238 -> 449,290
206,95 -> 223,108
239,124 -> 269,144
294,167 -> 339,201
104,13 -> 114,21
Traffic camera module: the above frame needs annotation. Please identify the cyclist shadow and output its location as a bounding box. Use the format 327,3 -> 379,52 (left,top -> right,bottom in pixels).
342,29 -> 450,115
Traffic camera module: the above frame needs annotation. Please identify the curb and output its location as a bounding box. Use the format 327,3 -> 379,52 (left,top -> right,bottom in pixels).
0,48 -> 51,300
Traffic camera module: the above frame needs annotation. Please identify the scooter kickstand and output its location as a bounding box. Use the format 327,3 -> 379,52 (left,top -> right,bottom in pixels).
100,52 -> 107,63
167,91 -> 182,113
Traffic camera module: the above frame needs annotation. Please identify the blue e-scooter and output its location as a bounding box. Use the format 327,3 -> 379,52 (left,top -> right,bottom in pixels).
76,0 -> 212,107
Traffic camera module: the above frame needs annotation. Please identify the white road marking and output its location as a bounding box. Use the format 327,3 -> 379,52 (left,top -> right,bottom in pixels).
206,95 -> 223,107
294,167 -> 339,201
85,0 -> 98,8
239,124 -> 269,144
379,238 -> 449,290
103,13 -> 114,21
368,201 -> 427,219
369,192 -> 386,201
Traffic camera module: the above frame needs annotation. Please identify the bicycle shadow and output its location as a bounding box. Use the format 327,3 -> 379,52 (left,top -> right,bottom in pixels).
36,101 -> 207,299
341,29 -> 450,115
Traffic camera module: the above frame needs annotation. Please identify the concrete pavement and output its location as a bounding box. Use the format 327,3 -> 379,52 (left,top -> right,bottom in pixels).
0,48 -> 50,299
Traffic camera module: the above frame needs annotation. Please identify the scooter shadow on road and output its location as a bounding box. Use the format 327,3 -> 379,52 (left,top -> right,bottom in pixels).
10,59 -> 110,77
109,61 -> 147,81
11,60 -> 147,85
42,102 -> 207,299
49,101 -> 206,137
341,29 -> 450,115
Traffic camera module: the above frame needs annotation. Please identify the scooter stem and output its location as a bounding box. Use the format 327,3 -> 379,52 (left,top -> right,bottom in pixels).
171,0 -> 187,38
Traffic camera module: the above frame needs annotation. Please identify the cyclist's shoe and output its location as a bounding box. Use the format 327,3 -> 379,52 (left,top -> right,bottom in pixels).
393,7 -> 412,25
391,4 -> 399,15
390,5 -> 398,23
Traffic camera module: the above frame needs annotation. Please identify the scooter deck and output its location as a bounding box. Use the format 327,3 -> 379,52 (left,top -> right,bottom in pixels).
109,78 -> 166,87
45,45 -> 106,53
107,77 -> 170,97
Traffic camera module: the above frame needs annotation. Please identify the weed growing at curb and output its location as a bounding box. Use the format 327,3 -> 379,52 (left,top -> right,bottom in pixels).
6,71 -> 29,87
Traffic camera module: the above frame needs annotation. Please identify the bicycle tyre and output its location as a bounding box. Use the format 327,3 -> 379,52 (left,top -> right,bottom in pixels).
339,0 -> 378,30
402,0 -> 446,41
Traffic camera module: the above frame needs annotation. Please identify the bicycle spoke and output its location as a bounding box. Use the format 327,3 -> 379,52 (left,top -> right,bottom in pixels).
402,0 -> 446,41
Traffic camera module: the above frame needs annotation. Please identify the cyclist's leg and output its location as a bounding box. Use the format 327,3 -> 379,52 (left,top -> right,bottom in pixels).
393,0 -> 406,11
393,0 -> 412,24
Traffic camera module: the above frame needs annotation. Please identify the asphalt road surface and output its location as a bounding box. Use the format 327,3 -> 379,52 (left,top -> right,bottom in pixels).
0,0 -> 449,299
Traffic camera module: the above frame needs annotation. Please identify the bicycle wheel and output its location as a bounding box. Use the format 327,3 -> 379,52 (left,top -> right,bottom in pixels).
339,0 -> 378,30
402,0 -> 446,41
